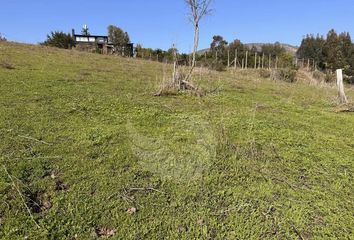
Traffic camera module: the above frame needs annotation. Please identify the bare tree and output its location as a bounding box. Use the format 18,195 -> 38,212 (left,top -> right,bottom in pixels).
154,0 -> 212,96
184,0 -> 212,82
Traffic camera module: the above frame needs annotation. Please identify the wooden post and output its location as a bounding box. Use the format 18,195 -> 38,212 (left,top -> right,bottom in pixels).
157,54 -> 159,62
246,51 -> 249,69
234,49 -> 238,70
204,52 -> 207,61
258,56 -> 261,69
268,54 -> 271,69
307,59 -> 310,71
254,52 -> 257,69
242,58 -> 244,69
275,56 -> 278,69
262,53 -> 264,69
227,49 -> 230,67
336,69 -> 348,104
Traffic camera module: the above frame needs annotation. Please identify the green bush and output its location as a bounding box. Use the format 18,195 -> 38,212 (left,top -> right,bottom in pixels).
41,31 -> 74,49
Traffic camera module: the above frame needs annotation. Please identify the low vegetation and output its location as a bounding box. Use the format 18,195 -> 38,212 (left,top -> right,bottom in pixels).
0,42 -> 353,239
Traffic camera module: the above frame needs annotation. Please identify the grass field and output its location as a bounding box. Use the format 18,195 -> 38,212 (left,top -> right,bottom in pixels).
0,41 -> 353,239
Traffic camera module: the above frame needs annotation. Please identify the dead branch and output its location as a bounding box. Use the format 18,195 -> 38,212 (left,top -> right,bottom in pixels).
18,135 -> 52,145
271,177 -> 297,190
289,221 -> 305,240
126,187 -> 165,194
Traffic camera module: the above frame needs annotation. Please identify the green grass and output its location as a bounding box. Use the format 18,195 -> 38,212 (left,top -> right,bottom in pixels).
0,41 -> 353,239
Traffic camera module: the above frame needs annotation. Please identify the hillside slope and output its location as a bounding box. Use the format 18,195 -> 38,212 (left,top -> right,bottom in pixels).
0,42 -> 353,239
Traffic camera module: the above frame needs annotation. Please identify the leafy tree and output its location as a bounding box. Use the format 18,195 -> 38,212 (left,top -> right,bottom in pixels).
41,31 -> 74,49
226,39 -> 247,67
107,25 -> 130,55
262,42 -> 286,57
228,39 -> 246,53
297,34 -> 326,69
339,32 -> 352,68
323,29 -> 346,70
347,44 -> 354,76
107,25 -> 130,46
210,35 -> 228,54
297,29 -> 353,73
166,46 -> 178,62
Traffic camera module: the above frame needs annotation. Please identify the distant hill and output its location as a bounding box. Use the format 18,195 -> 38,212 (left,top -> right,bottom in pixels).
245,43 -> 298,55
197,43 -> 298,56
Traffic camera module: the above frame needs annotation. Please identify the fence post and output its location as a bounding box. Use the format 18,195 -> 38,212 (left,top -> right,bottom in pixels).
307,59 -> 310,71
227,49 -> 230,67
245,51 -> 248,69
234,49 -> 238,70
258,56 -> 261,69
268,54 -> 271,69
254,52 -> 257,69
336,69 -> 348,104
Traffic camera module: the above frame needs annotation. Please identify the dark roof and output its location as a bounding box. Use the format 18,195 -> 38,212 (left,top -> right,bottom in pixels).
74,34 -> 108,38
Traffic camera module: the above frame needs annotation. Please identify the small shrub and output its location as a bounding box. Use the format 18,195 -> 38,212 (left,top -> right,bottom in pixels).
324,71 -> 335,83
259,69 -> 271,78
312,70 -> 325,81
271,68 -> 297,83
209,61 -> 226,72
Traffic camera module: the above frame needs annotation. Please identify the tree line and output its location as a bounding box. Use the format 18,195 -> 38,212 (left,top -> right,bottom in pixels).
39,24 -> 294,71
135,36 -> 294,71
39,25 -> 354,78
297,29 -> 354,76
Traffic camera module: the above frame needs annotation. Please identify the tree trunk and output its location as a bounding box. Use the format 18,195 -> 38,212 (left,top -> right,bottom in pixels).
185,24 -> 199,82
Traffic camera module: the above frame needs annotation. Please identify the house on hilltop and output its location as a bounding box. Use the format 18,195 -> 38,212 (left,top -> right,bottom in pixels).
72,29 -> 134,56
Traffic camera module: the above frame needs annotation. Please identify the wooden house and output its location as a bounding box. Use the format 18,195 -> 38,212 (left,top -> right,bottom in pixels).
72,29 -> 133,56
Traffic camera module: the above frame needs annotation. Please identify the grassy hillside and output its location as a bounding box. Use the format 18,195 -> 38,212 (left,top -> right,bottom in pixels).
0,41 -> 353,239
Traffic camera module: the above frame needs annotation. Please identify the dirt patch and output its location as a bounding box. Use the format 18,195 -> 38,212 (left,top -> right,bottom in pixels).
24,190 -> 52,213
55,179 -> 69,191
95,227 -> 116,238
0,62 -> 15,70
